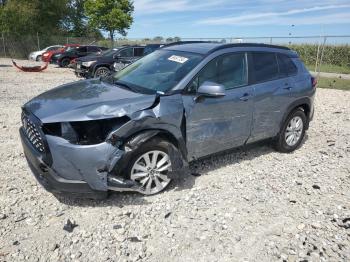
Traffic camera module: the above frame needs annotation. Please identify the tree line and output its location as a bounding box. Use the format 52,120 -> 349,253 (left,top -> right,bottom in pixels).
0,0 -> 134,46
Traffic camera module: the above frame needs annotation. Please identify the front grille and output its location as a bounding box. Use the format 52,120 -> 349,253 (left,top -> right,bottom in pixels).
21,112 -> 45,153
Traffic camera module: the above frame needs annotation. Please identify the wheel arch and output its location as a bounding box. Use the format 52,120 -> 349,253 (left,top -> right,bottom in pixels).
121,129 -> 187,159
280,97 -> 311,131
112,129 -> 187,179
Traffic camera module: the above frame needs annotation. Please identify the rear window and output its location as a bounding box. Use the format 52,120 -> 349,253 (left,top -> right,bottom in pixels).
277,53 -> 298,77
252,52 -> 279,83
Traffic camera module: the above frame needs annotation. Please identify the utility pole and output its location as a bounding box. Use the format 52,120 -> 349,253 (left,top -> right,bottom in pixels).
37,32 -> 40,51
1,32 -> 6,58
317,36 -> 327,80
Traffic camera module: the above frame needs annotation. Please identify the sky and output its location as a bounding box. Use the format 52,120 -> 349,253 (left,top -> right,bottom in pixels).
127,0 -> 350,40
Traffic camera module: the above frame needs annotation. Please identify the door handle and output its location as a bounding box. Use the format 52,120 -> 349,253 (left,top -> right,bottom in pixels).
283,83 -> 292,90
239,93 -> 250,101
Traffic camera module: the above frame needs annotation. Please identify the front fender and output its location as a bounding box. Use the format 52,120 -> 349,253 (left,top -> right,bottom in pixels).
107,94 -> 187,160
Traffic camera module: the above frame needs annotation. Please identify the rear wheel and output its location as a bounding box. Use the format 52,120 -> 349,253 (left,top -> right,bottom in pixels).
94,67 -> 110,78
275,108 -> 307,153
60,57 -> 70,67
124,138 -> 174,195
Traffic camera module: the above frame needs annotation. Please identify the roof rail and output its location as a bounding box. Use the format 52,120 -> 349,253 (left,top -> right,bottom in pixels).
161,41 -> 218,48
209,43 -> 291,53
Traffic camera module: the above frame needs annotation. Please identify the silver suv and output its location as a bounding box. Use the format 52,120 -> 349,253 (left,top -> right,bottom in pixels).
20,42 -> 316,199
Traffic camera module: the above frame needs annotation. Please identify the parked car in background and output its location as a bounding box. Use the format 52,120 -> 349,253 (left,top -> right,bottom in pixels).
75,45 -> 145,78
20,42 -> 316,199
111,44 -> 163,73
52,45 -> 108,67
42,44 -> 80,63
28,45 -> 63,61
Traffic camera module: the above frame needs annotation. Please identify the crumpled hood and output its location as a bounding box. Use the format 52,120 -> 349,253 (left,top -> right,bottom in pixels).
24,79 -> 156,123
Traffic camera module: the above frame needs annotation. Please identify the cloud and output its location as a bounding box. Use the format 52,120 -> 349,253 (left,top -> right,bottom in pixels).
197,4 -> 350,25
133,0 -> 231,15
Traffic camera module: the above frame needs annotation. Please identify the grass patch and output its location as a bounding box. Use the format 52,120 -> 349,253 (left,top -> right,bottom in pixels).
306,64 -> 350,74
317,77 -> 350,91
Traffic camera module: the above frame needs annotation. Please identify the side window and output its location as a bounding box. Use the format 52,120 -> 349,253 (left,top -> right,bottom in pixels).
47,46 -> 58,51
77,46 -> 87,53
119,48 -> 133,57
134,48 -> 144,57
277,53 -> 298,77
252,52 -> 279,83
188,52 -> 247,92
87,46 -> 100,52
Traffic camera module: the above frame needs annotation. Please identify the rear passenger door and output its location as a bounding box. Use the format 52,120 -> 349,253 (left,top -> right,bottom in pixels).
183,52 -> 254,159
277,53 -> 298,96
248,52 -> 295,142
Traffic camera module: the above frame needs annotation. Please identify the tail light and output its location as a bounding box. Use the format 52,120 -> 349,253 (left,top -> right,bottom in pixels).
311,76 -> 317,88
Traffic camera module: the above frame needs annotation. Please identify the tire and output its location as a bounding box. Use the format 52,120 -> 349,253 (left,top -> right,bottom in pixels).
60,57 -> 70,68
36,55 -> 42,62
275,108 -> 307,153
94,67 -> 110,78
123,138 -> 176,195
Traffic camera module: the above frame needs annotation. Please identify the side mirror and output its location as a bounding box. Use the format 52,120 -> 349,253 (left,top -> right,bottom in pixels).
114,53 -> 121,58
196,81 -> 225,98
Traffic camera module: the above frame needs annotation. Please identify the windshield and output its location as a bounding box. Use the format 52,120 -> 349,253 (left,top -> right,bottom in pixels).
112,50 -> 203,93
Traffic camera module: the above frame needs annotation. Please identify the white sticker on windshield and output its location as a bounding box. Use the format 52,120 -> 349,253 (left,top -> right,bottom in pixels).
168,55 -> 189,64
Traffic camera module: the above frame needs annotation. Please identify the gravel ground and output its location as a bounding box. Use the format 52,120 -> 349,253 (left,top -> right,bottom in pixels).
0,58 -> 349,262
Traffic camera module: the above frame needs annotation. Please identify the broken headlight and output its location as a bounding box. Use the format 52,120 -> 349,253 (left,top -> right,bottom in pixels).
42,117 -> 129,145
82,61 -> 96,67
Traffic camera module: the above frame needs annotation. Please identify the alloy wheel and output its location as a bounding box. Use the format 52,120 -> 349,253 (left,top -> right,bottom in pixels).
131,150 -> 171,195
284,116 -> 304,146
96,68 -> 109,77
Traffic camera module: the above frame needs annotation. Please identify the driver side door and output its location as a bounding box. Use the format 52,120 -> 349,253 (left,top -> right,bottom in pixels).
182,52 -> 254,160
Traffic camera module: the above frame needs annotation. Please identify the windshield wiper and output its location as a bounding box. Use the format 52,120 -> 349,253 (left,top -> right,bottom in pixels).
112,80 -> 135,92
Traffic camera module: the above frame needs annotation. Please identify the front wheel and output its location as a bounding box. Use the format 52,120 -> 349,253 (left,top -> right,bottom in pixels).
60,57 -> 70,67
125,138 -> 174,195
36,55 -> 42,62
275,108 -> 307,153
94,67 -> 110,78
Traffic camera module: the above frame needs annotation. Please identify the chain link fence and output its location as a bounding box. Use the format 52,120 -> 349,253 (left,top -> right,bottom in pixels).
181,36 -> 350,73
1,33 -> 349,75
0,33 -> 97,59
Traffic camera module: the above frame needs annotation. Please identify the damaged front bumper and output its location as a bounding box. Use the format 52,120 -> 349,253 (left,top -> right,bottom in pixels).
74,66 -> 92,79
20,127 -> 141,199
